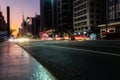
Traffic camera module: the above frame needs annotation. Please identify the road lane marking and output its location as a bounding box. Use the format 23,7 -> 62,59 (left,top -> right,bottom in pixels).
42,45 -> 120,57
77,45 -> 120,48
21,43 -> 120,57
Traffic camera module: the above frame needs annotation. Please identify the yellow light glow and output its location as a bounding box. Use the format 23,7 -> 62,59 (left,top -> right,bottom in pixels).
15,38 -> 30,43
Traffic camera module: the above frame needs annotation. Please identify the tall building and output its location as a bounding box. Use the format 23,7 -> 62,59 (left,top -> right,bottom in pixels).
33,15 -> 40,35
57,0 -> 73,32
107,0 -> 120,23
27,15 -> 40,36
73,0 -> 106,34
0,11 -> 6,31
20,13 -> 27,36
20,15 -> 40,37
98,0 -> 120,38
40,0 -> 57,31
0,10 -> 7,40
7,6 -> 10,37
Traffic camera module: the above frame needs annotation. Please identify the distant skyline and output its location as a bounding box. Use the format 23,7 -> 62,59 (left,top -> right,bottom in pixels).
0,0 -> 40,34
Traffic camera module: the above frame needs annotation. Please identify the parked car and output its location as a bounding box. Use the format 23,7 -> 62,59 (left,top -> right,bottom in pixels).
0,33 -> 8,41
103,33 -> 120,40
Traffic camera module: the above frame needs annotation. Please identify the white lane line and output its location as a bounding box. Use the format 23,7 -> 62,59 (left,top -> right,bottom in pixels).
81,45 -> 120,48
22,43 -> 120,57
42,45 -> 120,57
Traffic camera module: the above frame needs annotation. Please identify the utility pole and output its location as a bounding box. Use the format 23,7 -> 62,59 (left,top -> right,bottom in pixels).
105,0 -> 108,34
51,0 -> 54,29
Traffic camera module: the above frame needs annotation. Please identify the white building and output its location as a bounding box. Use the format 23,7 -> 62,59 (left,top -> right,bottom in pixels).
73,0 -> 106,35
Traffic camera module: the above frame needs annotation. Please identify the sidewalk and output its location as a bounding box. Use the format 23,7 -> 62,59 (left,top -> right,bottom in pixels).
0,41 -> 56,80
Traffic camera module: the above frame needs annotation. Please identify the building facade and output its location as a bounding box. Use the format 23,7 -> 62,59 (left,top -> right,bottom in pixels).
20,15 -> 40,37
0,11 -> 7,33
0,11 -> 6,31
40,0 -> 57,31
0,10 -> 7,40
99,0 -> 120,38
108,0 -> 120,23
33,15 -> 40,36
57,0 -> 73,32
73,0 -> 106,34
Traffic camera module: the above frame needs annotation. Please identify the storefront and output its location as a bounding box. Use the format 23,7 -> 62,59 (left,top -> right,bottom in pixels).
98,22 -> 120,39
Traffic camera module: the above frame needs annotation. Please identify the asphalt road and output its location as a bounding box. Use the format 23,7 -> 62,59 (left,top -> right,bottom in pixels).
18,40 -> 120,80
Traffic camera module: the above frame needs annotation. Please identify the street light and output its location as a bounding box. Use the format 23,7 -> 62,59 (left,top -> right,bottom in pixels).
51,0 -> 54,29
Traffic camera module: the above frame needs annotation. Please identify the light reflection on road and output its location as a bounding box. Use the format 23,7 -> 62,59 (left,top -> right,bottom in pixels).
0,42 -> 56,80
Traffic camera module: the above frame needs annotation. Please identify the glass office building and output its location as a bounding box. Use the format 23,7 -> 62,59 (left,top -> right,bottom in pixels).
57,0 -> 73,32
40,0 -> 57,31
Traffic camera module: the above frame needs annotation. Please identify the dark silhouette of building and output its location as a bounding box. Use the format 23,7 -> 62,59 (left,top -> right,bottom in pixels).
98,0 -> 120,38
20,15 -> 40,37
26,15 -> 40,36
40,0 -> 57,31
33,15 -> 40,35
0,11 -> 7,31
0,9 -> 7,40
7,6 -> 10,37
57,0 -> 73,33
20,12 -> 27,37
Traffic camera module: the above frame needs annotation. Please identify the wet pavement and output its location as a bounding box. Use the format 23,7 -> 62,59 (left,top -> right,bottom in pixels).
0,41 -> 56,80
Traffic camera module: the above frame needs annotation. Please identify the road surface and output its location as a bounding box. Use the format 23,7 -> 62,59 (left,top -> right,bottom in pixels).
17,40 -> 120,80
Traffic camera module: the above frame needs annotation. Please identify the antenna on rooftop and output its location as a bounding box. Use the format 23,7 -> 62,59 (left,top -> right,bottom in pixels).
22,11 -> 24,20
35,12 -> 37,16
0,5 -> 1,12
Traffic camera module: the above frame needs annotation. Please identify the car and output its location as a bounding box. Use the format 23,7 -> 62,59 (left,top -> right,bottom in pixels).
103,33 -> 120,40
0,33 -> 8,41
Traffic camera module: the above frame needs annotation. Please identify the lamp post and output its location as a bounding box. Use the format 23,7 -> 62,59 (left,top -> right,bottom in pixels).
51,0 -> 54,29
105,0 -> 108,34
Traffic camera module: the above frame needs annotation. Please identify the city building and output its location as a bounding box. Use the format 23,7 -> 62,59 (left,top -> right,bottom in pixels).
73,0 -> 106,35
98,0 -> 120,38
40,0 -> 57,31
0,11 -> 7,31
20,14 -> 27,37
57,0 -> 73,33
33,15 -> 40,36
20,15 -> 40,37
0,10 -> 7,39
7,6 -> 10,37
